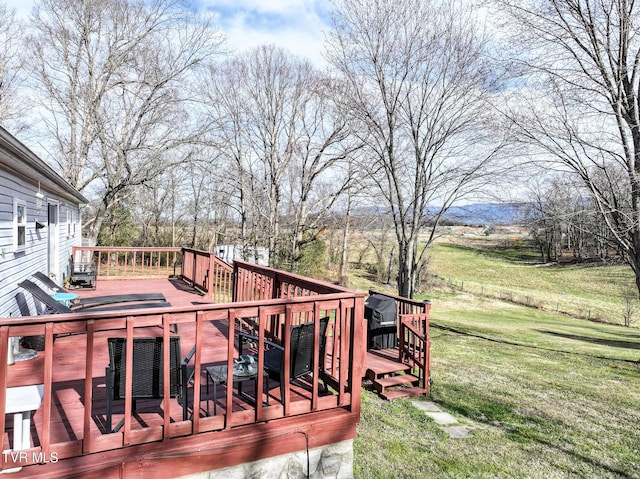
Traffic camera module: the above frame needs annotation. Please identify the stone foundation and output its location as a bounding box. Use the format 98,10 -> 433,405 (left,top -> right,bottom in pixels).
179,439 -> 354,479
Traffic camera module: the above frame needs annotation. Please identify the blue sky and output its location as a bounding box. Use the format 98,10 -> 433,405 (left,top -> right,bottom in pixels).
7,0 -> 332,67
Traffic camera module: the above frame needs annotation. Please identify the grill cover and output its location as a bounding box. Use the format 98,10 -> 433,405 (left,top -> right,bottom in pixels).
364,294 -> 397,349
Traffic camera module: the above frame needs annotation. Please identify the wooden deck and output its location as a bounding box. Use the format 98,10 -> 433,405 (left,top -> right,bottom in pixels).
0,251 -> 438,477
74,276 -> 214,308
5,278 -> 337,446
2,265 -> 365,478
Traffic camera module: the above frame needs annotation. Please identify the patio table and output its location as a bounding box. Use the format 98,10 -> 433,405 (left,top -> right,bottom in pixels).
53,291 -> 79,306
205,358 -> 269,415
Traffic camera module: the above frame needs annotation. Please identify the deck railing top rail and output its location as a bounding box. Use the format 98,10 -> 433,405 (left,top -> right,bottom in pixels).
74,246 -> 182,252
234,259 -> 353,293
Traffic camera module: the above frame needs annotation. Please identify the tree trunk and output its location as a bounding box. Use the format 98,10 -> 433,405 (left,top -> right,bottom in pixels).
397,240 -> 414,298
338,193 -> 352,284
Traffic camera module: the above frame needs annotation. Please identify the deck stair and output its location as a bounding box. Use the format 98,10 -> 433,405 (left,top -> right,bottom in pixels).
365,349 -> 427,400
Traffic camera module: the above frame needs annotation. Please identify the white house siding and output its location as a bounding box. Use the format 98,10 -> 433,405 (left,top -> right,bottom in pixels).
0,127 -> 86,319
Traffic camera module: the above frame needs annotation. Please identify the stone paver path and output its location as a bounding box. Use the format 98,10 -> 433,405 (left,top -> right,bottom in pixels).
409,400 -> 473,439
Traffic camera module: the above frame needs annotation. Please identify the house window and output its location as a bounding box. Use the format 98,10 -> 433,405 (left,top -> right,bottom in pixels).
13,198 -> 26,252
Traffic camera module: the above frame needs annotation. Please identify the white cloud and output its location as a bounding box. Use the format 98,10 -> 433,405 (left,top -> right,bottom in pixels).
199,0 -> 331,67
5,0 -> 331,66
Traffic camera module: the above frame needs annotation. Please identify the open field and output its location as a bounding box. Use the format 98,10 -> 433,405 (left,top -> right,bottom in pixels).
354,295 -> 640,478
352,233 -> 639,478
427,238 -> 638,326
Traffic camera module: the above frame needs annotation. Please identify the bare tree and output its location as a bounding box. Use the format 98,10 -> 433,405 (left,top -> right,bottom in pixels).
207,45 -> 358,270
183,152 -> 229,251
136,176 -> 181,247
242,46 -> 319,268
524,177 -> 581,263
26,0 -> 223,243
205,57 -> 261,261
496,0 -> 640,295
0,3 -> 26,132
327,0 -> 504,298
336,162 -> 368,285
282,77 -> 362,273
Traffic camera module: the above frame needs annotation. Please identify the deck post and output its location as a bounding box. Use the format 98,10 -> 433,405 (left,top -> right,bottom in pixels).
207,253 -> 215,298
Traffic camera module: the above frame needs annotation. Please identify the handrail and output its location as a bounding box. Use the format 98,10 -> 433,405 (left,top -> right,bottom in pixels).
399,313 -> 431,391
72,246 -> 181,280
368,288 -> 430,315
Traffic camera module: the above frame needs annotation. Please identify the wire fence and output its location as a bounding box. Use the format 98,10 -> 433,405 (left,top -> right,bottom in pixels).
426,274 -> 634,327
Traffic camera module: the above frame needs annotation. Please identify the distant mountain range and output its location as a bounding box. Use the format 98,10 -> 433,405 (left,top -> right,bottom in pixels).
441,202 -> 528,225
351,202 -> 529,226
352,203 -> 529,226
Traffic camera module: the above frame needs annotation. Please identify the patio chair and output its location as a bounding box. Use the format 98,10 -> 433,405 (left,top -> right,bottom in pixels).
19,279 -> 77,314
239,316 -> 330,408
105,337 -> 195,432
19,279 -> 167,312
32,271 -> 64,293
69,255 -> 97,289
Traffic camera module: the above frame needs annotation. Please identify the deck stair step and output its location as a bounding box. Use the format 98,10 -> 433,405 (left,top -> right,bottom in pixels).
365,351 -> 411,379
374,373 -> 420,394
370,362 -> 412,377
365,350 -> 427,400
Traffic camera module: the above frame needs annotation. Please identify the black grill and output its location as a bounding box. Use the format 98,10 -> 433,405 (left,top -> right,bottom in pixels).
364,294 -> 397,350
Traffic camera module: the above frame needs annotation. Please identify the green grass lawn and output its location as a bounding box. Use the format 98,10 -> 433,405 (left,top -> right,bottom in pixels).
354,295 -> 640,478
428,243 -> 638,325
352,237 -> 639,478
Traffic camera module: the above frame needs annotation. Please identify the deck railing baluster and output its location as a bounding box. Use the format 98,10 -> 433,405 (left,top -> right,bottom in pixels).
123,318 -> 135,446
162,314 -> 171,438
83,320 -> 95,454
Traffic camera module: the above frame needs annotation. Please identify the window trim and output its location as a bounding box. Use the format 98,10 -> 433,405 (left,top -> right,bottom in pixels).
13,198 -> 27,252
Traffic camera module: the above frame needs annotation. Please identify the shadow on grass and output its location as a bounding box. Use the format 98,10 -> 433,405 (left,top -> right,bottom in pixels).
434,386 -> 636,479
442,243 -> 540,263
538,330 -> 640,351
431,322 -> 639,364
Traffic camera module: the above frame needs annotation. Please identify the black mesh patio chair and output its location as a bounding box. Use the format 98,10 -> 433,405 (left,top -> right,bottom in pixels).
105,337 -> 195,432
240,316 -> 330,408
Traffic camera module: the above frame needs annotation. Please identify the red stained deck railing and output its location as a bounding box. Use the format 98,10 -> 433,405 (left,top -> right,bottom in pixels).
72,246 -> 235,303
181,248 -> 234,303
1,248 -> 365,476
72,246 -> 182,280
